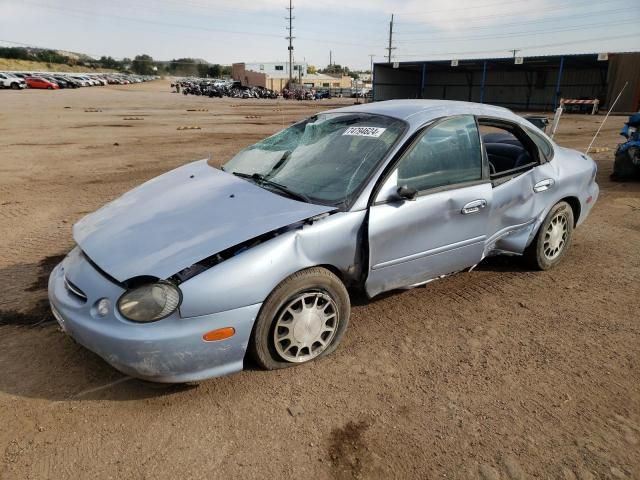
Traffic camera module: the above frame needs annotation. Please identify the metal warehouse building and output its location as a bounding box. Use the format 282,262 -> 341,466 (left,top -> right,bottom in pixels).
372,52 -> 640,112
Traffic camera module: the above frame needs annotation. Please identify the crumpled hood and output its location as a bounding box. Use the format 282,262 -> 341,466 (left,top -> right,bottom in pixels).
74,160 -> 333,282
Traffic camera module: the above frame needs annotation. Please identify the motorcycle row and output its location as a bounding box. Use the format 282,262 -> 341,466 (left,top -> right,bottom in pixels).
174,79 -> 333,100
175,79 -> 278,99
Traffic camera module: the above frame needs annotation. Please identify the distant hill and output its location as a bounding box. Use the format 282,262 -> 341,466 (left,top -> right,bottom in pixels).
0,58 -> 116,73
53,49 -> 96,63
0,46 -> 117,72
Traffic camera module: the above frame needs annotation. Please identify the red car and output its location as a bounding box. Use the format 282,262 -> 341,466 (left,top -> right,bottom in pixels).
25,76 -> 59,90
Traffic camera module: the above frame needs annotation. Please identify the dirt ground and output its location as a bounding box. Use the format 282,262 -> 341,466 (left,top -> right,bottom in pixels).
0,80 -> 638,480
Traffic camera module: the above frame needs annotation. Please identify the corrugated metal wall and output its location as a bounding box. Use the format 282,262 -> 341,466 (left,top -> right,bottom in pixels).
373,65 -> 421,100
372,54 -> 637,112
607,53 -> 640,112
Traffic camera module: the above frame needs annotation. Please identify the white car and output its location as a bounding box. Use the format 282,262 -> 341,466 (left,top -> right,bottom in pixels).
70,76 -> 91,87
0,72 -> 26,89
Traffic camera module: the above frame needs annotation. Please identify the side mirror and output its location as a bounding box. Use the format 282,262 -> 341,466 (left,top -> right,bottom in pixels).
397,185 -> 418,201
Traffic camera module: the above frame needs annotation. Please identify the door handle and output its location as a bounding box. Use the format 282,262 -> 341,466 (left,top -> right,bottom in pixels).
461,199 -> 487,215
534,178 -> 554,193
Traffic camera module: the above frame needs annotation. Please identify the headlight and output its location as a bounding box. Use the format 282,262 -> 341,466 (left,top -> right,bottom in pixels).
117,282 -> 181,323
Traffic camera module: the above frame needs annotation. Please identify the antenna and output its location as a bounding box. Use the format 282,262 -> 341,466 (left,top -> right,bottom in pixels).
585,81 -> 628,154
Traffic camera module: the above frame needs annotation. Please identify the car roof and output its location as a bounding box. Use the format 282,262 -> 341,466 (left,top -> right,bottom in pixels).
324,99 -> 525,129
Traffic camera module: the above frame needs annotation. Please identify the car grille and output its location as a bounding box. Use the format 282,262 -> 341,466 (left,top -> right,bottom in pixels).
64,275 -> 87,302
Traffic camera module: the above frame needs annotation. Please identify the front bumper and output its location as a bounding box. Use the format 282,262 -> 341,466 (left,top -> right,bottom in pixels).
48,248 -> 261,383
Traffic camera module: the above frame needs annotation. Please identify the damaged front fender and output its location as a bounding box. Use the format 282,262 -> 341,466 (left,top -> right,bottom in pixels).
178,210 -> 367,318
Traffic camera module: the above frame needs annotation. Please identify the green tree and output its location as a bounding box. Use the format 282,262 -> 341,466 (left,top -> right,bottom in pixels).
99,56 -> 121,70
132,54 -> 156,75
320,64 -> 352,76
168,58 -> 199,76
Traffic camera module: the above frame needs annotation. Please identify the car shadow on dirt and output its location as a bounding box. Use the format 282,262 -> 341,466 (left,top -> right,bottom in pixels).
349,255 -> 530,307
0,257 -> 198,402
0,320 -> 198,401
0,251 -> 532,402
474,255 -> 531,272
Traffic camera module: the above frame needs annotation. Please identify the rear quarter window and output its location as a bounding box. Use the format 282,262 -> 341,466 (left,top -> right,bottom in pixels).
525,128 -> 554,161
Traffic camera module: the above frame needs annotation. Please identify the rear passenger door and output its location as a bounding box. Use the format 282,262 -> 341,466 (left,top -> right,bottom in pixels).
366,115 -> 492,297
479,118 -> 558,255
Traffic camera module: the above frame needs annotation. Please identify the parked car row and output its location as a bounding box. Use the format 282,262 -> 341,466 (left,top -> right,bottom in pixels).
0,71 -> 159,90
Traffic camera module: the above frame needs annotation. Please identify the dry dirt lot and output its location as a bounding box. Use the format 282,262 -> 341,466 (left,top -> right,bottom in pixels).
0,80 -> 638,480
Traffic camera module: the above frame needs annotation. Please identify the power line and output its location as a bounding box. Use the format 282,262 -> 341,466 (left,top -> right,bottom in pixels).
17,1 -> 388,51
392,33 -> 640,58
393,8 -> 630,36
392,18 -> 639,45
394,0 -> 629,23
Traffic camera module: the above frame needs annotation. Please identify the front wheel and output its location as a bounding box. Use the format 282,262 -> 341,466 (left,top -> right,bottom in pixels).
524,201 -> 574,270
250,267 -> 350,370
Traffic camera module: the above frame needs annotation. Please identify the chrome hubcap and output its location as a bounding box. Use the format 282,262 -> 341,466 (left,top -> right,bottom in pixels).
273,292 -> 338,363
543,213 -> 568,260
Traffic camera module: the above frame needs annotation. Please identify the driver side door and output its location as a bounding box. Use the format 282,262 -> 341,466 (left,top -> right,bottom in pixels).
365,115 -> 492,297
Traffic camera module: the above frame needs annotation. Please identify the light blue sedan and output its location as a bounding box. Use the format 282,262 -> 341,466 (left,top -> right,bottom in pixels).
48,100 -> 599,382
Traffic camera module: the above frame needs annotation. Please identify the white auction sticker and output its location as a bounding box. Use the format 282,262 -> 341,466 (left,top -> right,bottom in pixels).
343,127 -> 386,138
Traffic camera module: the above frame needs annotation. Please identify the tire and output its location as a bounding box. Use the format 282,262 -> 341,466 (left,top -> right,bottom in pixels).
47,86 -> 53,90
524,201 -> 574,270
250,267 -> 350,370
10,83 -> 19,90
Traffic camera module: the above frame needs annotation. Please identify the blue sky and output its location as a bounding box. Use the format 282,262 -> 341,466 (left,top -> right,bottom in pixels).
1,0 -> 639,69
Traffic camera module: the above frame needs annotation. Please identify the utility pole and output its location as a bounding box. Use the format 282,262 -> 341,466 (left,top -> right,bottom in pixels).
329,50 -> 332,67
286,0 -> 294,87
386,14 -> 395,63
369,54 -> 375,103
509,49 -> 520,58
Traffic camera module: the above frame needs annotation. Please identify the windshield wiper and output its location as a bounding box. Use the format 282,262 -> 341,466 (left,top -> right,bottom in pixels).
259,178 -> 313,204
231,171 -> 260,181
231,171 -> 312,204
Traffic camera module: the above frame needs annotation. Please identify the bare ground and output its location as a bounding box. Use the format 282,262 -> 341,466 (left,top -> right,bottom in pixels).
0,80 -> 638,480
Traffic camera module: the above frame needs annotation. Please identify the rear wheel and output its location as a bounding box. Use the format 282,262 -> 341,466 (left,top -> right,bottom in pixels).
250,267 -> 350,370
524,201 -> 574,270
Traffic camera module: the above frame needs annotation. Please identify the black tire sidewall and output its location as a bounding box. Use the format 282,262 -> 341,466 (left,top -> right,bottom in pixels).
530,201 -> 574,270
250,268 -> 350,370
